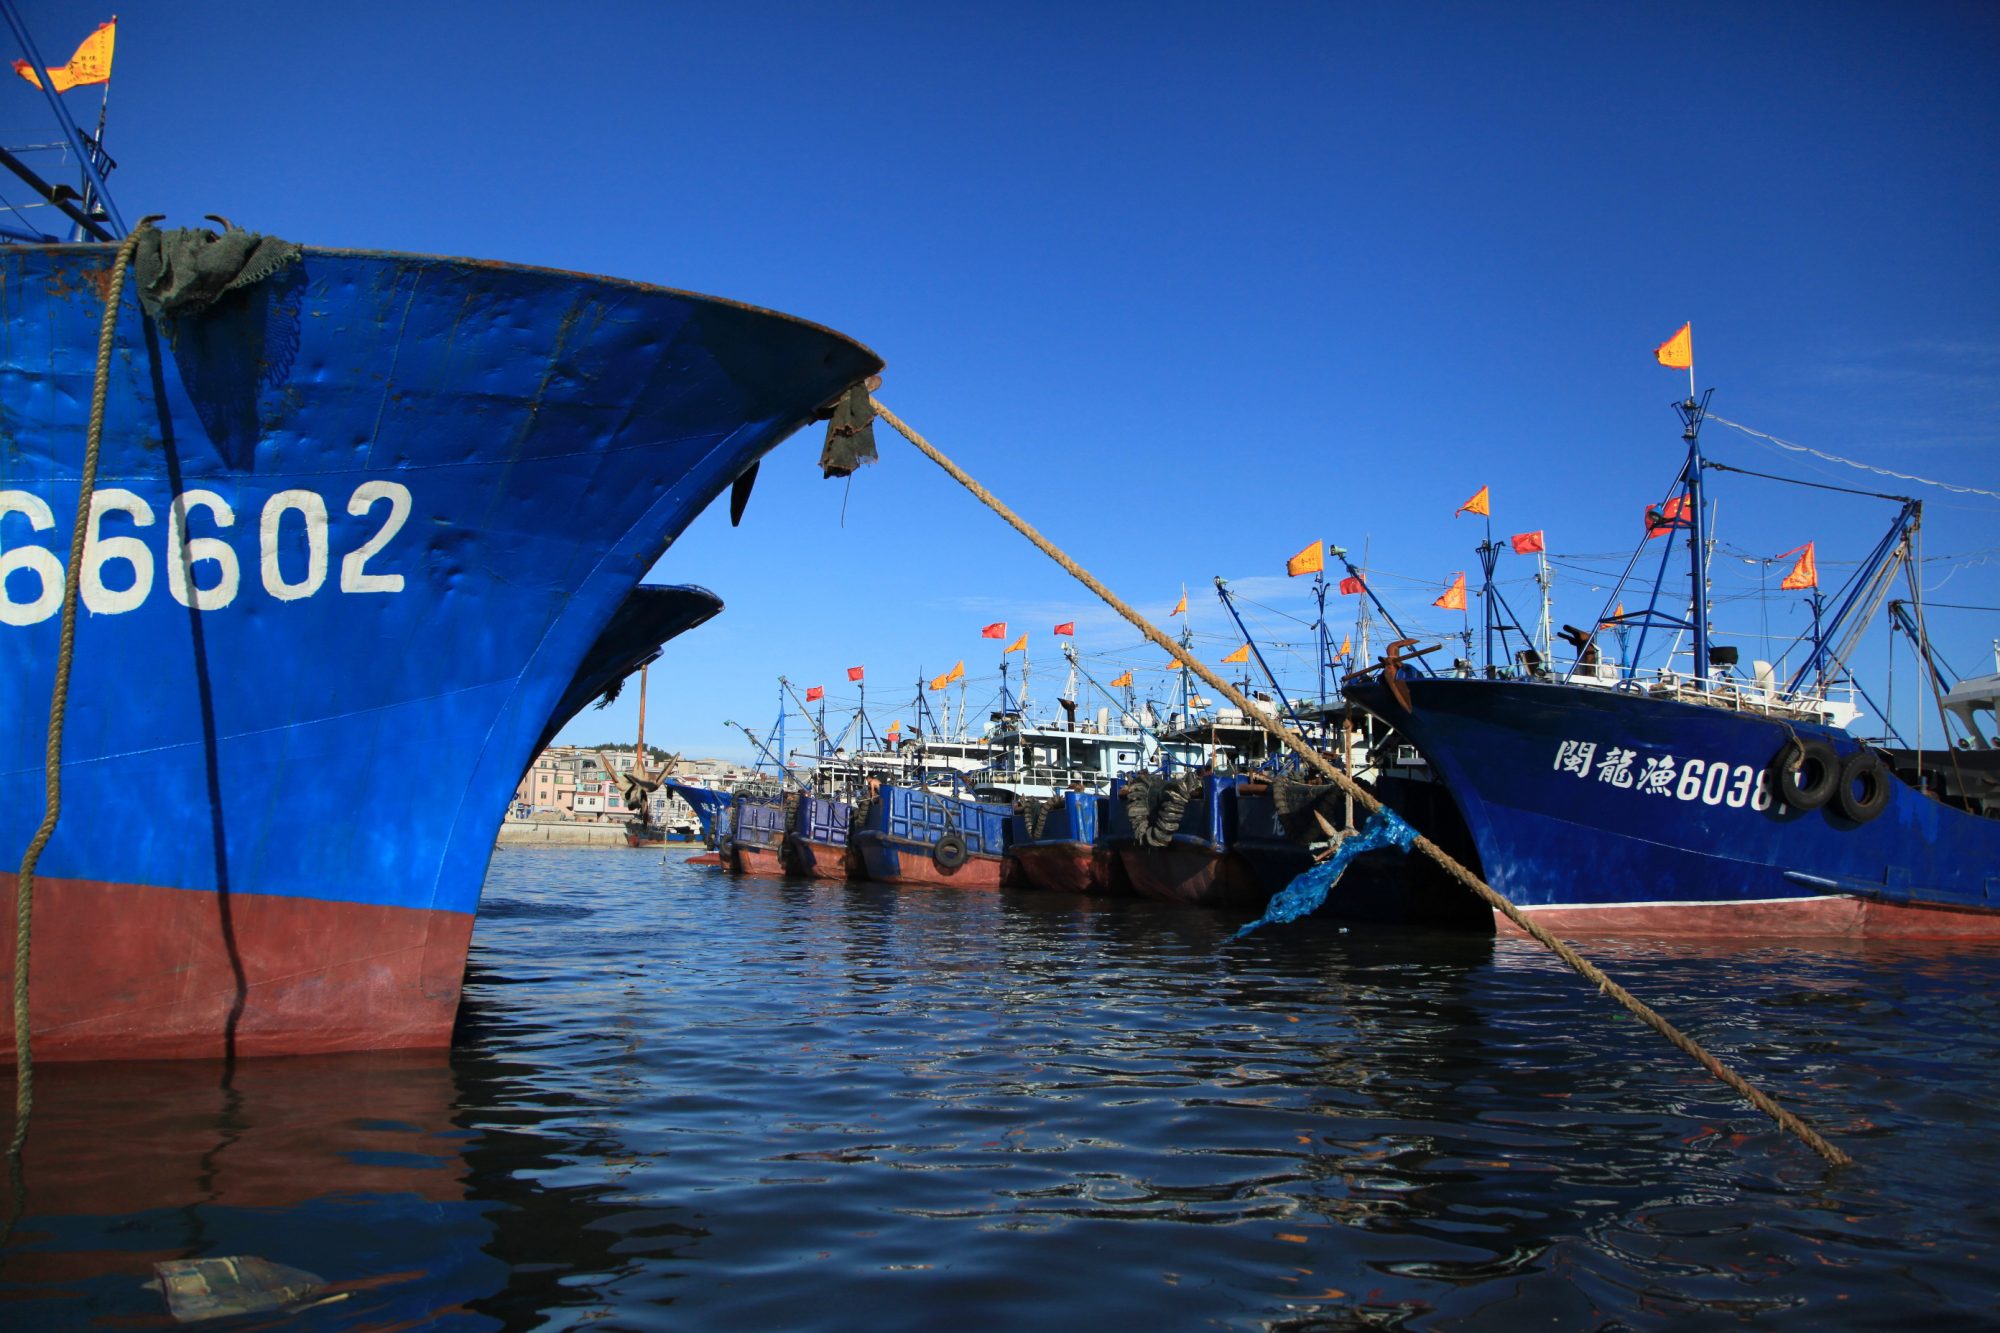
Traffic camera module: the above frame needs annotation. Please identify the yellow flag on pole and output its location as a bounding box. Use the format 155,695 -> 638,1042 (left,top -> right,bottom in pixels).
1433,572 -> 1468,611
1655,322 -> 1693,370
1285,541 -> 1323,577
1169,589 -> 1187,616
11,19 -> 115,92
1109,670 -> 1133,688
1003,632 -> 1027,653
1456,486 -> 1490,518
1339,635 -> 1351,658
1221,644 -> 1250,664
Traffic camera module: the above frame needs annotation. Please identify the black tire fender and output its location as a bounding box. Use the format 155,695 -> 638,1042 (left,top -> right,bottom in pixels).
1769,738 -> 1840,811
1835,749 -> 1892,823
933,830 -> 969,870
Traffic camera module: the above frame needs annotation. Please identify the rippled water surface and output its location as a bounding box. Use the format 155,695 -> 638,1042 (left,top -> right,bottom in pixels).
7,846 -> 2000,1329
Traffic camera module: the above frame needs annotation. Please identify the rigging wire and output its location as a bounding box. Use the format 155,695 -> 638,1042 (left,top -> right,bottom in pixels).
1709,414 -> 2000,502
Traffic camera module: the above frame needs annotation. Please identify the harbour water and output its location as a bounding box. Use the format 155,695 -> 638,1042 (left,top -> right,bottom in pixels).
5,846 -> 1997,1328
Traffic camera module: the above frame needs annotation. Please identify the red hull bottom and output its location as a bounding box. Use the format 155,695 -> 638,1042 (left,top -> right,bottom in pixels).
731,844 -> 788,878
1119,846 -> 1266,909
789,838 -> 858,881
858,846 -> 1008,890
1012,844 -> 1127,895
1502,894 -> 2000,940
0,873 -> 473,1063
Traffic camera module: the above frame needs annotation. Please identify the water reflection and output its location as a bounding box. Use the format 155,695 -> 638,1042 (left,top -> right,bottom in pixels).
9,849 -> 1997,1329
1,1052 -> 499,1329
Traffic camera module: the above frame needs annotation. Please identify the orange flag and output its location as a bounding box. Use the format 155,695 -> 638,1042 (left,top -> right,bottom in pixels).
1779,542 -> 1818,591
1285,541 -> 1323,577
1339,635 -> 1351,658
1655,322 -> 1693,370
1456,486 -> 1490,518
1221,644 -> 1251,664
980,622 -> 1006,639
1433,572 -> 1468,611
1169,589 -> 1187,616
1109,669 -> 1133,688
1003,633 -> 1028,653
11,19 -> 114,93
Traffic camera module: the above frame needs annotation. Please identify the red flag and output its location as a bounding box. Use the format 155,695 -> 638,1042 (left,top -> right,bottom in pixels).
1053,622 -> 1075,636
805,685 -> 824,702
1509,530 -> 1545,555
846,666 -> 865,682
980,622 -> 1006,639
1645,495 -> 1690,537
1338,575 -> 1365,596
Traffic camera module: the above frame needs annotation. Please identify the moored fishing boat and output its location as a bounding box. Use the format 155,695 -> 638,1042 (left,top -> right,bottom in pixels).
1008,788 -> 1128,894
1345,391 -> 2000,938
724,787 -> 790,876
1108,771 -> 1320,909
1,83 -> 881,1056
785,791 -> 863,880
851,779 -> 1013,889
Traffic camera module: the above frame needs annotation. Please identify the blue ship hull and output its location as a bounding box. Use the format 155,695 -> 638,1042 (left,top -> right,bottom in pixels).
537,582 -> 723,755
1,243 -> 878,1058
1346,677 -> 2000,937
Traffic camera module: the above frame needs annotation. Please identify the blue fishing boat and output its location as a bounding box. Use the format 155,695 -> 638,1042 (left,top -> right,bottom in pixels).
787,791 -> 861,880
724,787 -> 791,876
1009,788 -> 1128,895
2,222 -> 878,1054
1345,393 -> 2000,938
1107,771 -> 1319,909
851,779 -> 1013,889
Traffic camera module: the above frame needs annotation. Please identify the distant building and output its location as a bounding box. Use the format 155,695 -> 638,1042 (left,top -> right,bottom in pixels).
509,746 -> 757,826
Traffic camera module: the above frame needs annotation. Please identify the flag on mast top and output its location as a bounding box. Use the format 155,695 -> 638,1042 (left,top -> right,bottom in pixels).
1654,322 -> 1694,396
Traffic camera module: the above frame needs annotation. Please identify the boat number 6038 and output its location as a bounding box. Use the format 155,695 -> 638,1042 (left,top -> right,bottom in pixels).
0,481 -> 411,627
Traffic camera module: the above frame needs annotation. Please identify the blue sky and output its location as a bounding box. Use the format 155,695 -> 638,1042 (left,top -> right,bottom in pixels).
9,2 -> 1997,761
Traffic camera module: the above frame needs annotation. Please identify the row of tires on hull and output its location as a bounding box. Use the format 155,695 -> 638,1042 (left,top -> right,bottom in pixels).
1770,737 -> 1892,824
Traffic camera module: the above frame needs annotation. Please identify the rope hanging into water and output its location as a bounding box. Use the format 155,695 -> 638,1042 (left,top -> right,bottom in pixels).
11,219 -> 154,1158
872,398 -> 1854,1169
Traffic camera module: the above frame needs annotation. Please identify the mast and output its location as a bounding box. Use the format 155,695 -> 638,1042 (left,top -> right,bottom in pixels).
1676,392 -> 1715,688
633,665 -> 651,782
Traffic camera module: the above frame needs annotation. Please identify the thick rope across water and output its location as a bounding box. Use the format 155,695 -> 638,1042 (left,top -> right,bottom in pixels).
11,221 -> 154,1157
873,398 -> 1853,1169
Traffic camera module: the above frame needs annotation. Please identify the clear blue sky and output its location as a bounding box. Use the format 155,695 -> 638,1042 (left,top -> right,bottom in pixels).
11,1 -> 1997,760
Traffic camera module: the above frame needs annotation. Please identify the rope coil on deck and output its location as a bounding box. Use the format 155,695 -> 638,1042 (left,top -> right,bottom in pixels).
11,219 -> 155,1157
872,397 -> 1853,1169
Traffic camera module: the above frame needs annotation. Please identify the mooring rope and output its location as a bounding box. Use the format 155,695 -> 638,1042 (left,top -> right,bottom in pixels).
10,220 -> 154,1157
873,398 -> 1853,1169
